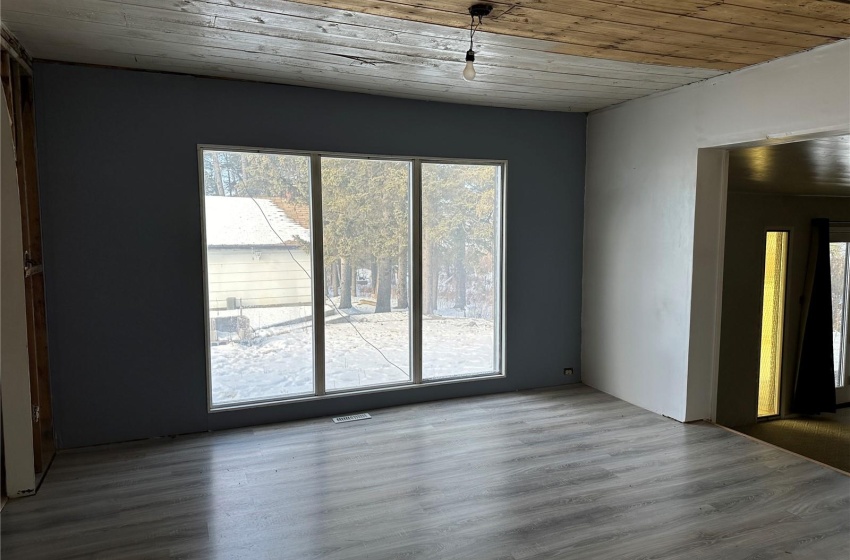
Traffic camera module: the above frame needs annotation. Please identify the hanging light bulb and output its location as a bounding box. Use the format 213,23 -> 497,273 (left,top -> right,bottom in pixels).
463,49 -> 476,81
462,4 -> 491,83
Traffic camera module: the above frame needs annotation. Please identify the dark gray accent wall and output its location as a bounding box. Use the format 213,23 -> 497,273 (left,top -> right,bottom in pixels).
34,62 -> 586,448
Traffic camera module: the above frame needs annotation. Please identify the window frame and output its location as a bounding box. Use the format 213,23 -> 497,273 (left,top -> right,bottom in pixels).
756,229 -> 790,420
830,226 -> 850,402
197,145 -> 508,412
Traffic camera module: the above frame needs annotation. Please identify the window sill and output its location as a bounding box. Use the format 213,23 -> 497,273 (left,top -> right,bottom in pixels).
209,371 -> 506,413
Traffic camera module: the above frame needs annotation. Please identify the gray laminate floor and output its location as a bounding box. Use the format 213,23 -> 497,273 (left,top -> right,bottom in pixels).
2,385 -> 848,560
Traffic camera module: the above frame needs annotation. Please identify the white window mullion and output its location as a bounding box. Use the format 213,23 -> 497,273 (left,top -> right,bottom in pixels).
494,163 -> 506,374
843,245 -> 850,387
411,159 -> 423,385
310,153 -> 326,397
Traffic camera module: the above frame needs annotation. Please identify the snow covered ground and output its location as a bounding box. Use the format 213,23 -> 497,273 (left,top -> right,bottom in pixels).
210,302 -> 497,405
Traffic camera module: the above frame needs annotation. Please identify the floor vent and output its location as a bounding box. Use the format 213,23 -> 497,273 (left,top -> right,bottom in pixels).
332,413 -> 372,424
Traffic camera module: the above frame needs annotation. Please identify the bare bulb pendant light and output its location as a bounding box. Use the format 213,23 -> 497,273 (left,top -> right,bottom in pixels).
463,4 -> 492,82
463,50 -> 476,82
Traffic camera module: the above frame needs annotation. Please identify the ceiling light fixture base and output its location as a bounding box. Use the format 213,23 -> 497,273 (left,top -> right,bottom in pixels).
468,4 -> 493,18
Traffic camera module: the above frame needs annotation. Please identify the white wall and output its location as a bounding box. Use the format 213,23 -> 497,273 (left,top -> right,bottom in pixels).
1,92 -> 36,496
582,40 -> 850,422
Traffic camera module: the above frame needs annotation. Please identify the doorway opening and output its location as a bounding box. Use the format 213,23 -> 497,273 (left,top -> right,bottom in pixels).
710,134 -> 850,472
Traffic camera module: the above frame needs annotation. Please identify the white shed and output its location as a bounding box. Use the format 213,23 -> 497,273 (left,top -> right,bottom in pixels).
204,196 -> 312,310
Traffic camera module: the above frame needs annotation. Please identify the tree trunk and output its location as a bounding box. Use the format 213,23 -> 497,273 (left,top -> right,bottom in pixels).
224,161 -> 236,195
239,153 -> 249,192
211,153 -> 226,196
331,259 -> 340,297
454,231 -> 467,310
396,245 -> 408,309
340,256 -> 352,308
422,238 -> 438,315
375,257 -> 392,313
370,258 -> 378,296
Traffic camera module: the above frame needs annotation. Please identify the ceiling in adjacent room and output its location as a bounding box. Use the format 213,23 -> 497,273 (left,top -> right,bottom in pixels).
2,0 -> 849,112
728,135 -> 850,197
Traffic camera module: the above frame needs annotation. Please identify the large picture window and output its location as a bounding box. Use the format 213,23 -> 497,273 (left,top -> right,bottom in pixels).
200,148 -> 506,409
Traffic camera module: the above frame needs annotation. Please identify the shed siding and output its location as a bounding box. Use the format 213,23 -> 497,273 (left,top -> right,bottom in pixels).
207,248 -> 312,309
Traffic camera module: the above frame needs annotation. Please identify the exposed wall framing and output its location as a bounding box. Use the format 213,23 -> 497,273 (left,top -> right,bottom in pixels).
1,26 -> 33,75
1,25 -> 55,484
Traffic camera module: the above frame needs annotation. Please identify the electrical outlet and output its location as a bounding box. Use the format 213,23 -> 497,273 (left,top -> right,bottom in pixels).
563,368 -> 574,376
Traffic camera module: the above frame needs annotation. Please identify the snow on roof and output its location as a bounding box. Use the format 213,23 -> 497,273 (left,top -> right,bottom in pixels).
204,196 -> 310,247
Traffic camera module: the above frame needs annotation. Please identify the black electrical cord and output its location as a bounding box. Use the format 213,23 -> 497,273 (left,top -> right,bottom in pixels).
469,14 -> 481,52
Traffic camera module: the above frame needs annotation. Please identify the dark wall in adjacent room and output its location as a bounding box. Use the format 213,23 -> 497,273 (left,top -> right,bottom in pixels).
717,192 -> 850,427
34,62 -> 586,448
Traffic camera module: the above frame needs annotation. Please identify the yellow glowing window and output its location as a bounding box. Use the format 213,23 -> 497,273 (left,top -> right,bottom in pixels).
758,231 -> 789,418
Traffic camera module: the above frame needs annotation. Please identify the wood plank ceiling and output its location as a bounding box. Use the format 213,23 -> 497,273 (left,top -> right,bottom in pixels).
2,0 -> 849,112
